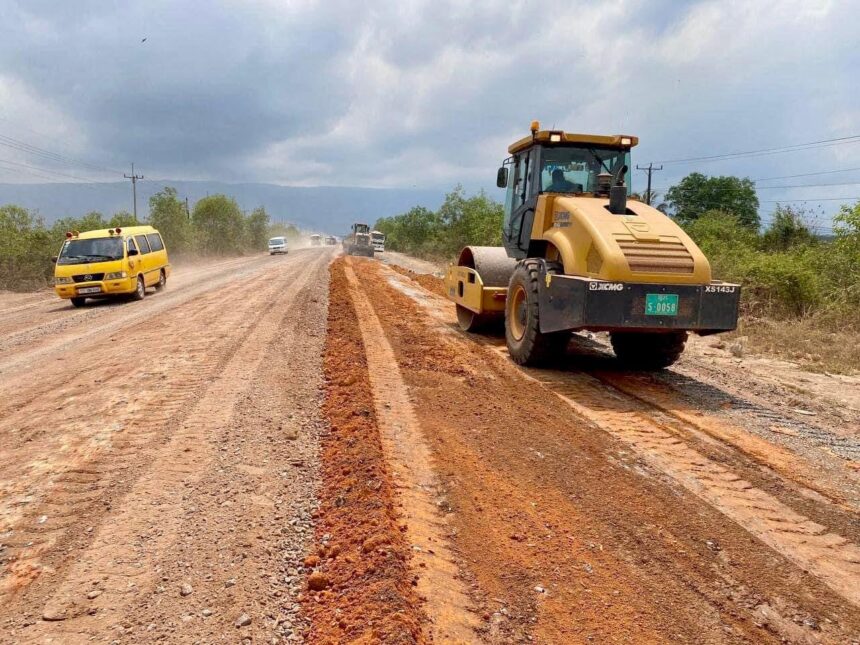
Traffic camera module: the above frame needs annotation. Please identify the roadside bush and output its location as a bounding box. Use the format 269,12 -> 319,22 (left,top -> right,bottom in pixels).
374,186 -> 502,259
0,187 -> 280,291
0,205 -> 54,290
683,204 -> 859,326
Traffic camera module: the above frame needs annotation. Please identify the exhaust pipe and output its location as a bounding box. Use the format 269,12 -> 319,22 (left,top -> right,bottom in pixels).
608,164 -> 628,214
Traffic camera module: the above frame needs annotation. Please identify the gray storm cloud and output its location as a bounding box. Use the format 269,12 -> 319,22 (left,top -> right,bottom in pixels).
0,0 -> 857,203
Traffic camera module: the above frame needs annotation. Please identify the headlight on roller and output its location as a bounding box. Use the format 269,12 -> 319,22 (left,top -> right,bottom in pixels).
55,276 -> 73,284
104,271 -> 127,279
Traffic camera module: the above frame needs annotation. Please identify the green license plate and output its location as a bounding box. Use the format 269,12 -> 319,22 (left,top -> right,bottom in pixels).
645,293 -> 678,316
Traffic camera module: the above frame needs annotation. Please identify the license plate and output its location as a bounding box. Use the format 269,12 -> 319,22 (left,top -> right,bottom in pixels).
645,293 -> 678,316
78,286 -> 101,295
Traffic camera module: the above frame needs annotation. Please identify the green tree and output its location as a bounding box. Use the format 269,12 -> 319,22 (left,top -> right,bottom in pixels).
109,211 -> 139,228
761,205 -> 815,251
0,205 -> 54,290
244,206 -> 270,251
666,173 -> 760,229
268,222 -> 301,243
191,194 -> 244,254
148,187 -> 192,254
833,200 -> 860,255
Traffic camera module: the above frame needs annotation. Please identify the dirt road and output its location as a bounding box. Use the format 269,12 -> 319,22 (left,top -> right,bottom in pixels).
307,257 -> 859,644
0,249 -> 333,642
1,250 -> 858,644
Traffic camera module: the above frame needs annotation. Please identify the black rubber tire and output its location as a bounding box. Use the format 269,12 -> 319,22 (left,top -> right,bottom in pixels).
71,297 -> 87,308
131,275 -> 146,301
505,260 -> 568,365
154,270 -> 166,291
610,331 -> 688,370
456,304 -> 499,333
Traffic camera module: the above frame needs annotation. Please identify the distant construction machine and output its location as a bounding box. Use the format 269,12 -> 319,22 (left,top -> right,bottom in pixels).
325,235 -> 337,245
445,122 -> 740,369
343,223 -> 375,257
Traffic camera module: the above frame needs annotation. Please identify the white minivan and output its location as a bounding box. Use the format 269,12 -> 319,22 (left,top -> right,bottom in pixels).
268,236 -> 288,255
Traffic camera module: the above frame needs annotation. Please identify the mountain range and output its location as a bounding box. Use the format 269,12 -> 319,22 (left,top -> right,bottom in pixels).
0,181 -> 451,234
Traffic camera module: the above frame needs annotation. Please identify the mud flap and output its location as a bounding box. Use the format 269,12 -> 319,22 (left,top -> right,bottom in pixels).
536,263 -> 740,334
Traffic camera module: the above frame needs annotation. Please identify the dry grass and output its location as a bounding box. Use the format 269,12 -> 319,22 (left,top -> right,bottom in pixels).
729,316 -> 859,375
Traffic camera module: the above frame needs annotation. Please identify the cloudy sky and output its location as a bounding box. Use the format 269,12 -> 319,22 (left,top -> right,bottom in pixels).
0,0 -> 858,224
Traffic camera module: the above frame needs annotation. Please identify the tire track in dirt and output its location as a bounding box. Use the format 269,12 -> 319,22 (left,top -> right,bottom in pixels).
591,370 -> 860,511
343,259 -> 479,643
363,260 -> 858,643
527,368 -> 860,609
390,263 -> 860,607
18,252 -> 329,641
0,255 -> 255,340
0,254 -> 278,375
0,260 -> 304,603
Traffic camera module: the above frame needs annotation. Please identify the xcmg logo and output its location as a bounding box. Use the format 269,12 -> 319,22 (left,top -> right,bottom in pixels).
588,282 -> 624,291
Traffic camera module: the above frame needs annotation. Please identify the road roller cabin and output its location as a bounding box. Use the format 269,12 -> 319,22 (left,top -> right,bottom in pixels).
445,122 -> 741,369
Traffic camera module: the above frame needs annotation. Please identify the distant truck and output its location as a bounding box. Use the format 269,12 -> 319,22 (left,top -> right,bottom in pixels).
371,230 -> 386,252
325,236 -> 337,245
310,234 -> 322,246
343,223 -> 374,257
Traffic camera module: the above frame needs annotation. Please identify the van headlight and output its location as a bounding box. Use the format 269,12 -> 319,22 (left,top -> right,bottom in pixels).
55,276 -> 73,284
104,271 -> 127,279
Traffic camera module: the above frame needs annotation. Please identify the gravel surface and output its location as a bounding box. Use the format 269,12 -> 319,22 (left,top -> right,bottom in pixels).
0,249 -> 333,643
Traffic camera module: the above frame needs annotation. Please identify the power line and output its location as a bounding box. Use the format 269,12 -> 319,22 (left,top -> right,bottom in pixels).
0,156 -> 106,183
754,166 -> 860,182
655,181 -> 860,193
0,132 -> 124,176
0,160 -> 101,189
655,134 -> 860,165
759,196 -> 860,203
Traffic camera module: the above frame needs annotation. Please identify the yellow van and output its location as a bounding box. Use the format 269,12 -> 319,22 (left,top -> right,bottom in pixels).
53,225 -> 171,307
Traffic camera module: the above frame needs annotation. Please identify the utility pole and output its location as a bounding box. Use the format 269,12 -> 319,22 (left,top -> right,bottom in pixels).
636,162 -> 663,206
124,163 -> 144,220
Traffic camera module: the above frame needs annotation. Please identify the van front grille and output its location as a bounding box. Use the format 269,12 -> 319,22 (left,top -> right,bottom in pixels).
72,273 -> 104,283
614,235 -> 694,274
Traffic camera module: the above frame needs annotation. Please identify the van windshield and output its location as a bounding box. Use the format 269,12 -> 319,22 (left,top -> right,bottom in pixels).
268,237 -> 285,244
57,237 -> 124,264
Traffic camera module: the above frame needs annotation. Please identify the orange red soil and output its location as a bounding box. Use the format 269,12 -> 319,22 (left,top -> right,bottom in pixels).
352,260 -> 860,644
302,259 -> 426,644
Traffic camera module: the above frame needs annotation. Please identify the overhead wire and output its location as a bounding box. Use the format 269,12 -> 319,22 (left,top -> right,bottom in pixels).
0,132 -> 125,176
655,135 -> 860,165
753,166 -> 860,182
0,157 -> 108,183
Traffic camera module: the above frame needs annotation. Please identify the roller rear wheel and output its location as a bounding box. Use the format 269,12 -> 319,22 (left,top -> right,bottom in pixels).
610,331 -> 688,370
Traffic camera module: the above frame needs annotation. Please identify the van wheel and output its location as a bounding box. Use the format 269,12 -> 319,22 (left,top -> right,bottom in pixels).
71,297 -> 87,308
131,276 -> 146,301
154,270 -> 166,291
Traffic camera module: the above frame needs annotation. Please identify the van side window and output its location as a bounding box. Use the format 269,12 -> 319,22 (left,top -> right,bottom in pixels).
146,233 -> 164,252
135,235 -> 152,254
127,238 -> 138,253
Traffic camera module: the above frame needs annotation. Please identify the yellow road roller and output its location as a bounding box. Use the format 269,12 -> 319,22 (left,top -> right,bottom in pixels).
445,122 -> 740,369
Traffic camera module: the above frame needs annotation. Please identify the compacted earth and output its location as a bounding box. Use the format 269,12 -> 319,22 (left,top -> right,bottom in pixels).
1,248 -> 857,644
